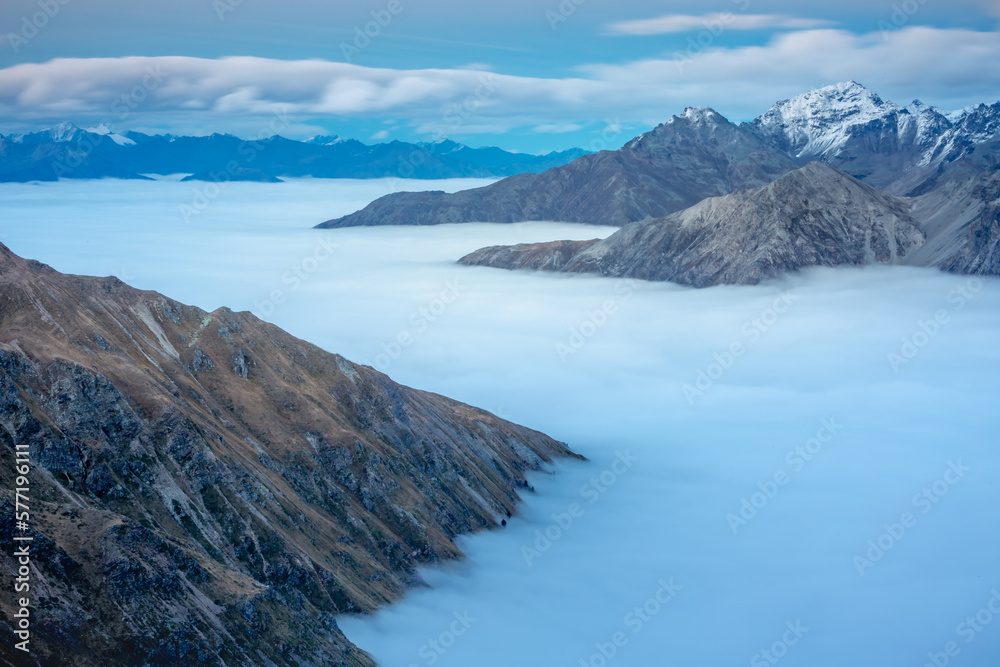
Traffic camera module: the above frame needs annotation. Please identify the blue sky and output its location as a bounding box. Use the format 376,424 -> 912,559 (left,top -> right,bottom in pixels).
1,0 -> 998,152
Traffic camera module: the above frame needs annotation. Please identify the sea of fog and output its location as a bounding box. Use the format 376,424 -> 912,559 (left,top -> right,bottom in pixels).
3,177 -> 1000,667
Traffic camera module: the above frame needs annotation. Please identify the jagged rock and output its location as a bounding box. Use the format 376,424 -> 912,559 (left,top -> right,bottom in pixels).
318,108 -> 799,228
460,163 -> 926,286
0,242 -> 577,666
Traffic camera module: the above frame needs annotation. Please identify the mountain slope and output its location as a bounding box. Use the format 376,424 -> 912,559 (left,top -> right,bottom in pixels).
907,165 -> 1000,275
459,163 -> 926,287
746,81 -> 1000,194
317,108 -> 800,228
0,243 -> 576,666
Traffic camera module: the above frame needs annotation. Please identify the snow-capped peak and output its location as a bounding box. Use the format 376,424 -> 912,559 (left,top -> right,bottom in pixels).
84,123 -> 137,146
751,81 -> 906,159
46,122 -> 84,142
305,134 -> 342,146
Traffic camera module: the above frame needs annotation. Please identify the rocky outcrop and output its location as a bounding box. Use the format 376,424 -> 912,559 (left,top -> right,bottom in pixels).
907,166 -> 1000,275
0,243 -> 577,666
318,108 -> 799,228
745,81 -> 1000,195
460,163 -> 926,287
319,83 -> 1000,229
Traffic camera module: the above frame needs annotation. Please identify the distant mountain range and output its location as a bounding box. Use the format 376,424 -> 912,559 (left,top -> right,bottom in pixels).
321,82 -> 999,230
0,242 -> 575,665
0,123 -> 589,182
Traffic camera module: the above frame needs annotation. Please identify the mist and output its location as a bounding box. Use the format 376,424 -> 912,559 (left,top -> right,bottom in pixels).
2,178 -> 999,667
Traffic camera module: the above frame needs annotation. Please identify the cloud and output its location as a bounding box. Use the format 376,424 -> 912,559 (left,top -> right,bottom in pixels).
6,178 -> 1000,667
533,123 -> 584,134
370,129 -> 390,140
0,27 -> 998,141
605,13 -> 836,36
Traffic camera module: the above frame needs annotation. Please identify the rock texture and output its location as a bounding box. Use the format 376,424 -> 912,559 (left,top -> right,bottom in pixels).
320,82 -> 1000,229
0,243 -> 577,666
459,163 -> 926,287
907,165 -> 1000,275
318,108 -> 800,228
746,81 -> 1000,195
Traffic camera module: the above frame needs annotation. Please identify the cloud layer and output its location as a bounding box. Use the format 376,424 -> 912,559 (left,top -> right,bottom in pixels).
605,13 -> 835,35
3,177 -> 999,667
1,26 -> 998,143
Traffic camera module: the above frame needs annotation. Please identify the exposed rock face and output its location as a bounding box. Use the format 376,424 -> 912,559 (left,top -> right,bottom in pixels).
318,108 -> 799,228
746,81 -> 1000,195
460,163 -> 926,287
0,244 -> 576,666
907,166 -> 1000,275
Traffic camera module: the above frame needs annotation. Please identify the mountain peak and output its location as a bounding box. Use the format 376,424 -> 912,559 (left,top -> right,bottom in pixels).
305,134 -> 342,146
749,82 -> 903,160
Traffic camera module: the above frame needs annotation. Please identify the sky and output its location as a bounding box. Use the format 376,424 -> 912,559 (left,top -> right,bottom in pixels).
2,177 -> 999,665
0,1 -> 999,152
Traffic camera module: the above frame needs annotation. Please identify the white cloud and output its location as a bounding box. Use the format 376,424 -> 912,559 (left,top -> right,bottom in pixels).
0,28 -> 997,140
6,178 -> 1000,667
370,129 -> 390,140
533,123 -> 584,134
605,13 -> 835,36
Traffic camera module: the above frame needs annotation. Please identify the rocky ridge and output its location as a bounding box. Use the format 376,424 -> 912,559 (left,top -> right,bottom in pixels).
0,243 -> 576,666
459,163 -> 928,286
318,108 -> 800,228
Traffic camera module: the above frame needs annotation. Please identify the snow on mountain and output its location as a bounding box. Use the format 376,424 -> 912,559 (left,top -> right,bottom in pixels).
748,82 -> 1000,192
304,134 -> 342,146
748,81 -> 911,160
85,123 -> 137,146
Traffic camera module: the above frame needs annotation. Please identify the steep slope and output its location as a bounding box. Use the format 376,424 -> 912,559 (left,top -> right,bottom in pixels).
907,166 -> 1000,275
459,163 -> 925,287
318,108 -> 799,228
746,81 -> 1000,194
0,244 -> 576,666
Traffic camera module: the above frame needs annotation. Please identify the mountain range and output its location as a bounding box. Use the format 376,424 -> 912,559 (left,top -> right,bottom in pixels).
322,82 -> 999,285
0,124 -> 588,183
0,243 -> 577,666
321,82 -> 999,230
